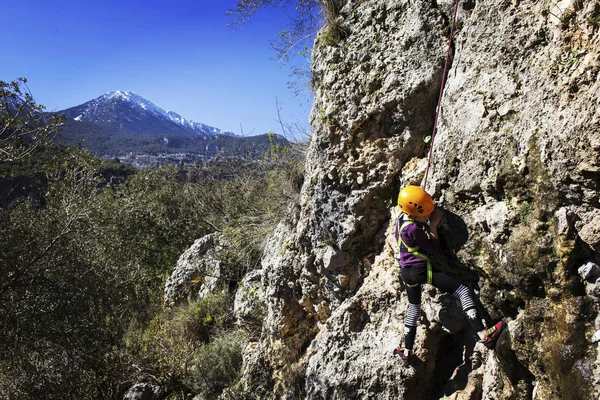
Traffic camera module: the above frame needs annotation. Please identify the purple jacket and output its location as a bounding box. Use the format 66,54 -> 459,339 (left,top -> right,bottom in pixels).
394,217 -> 440,268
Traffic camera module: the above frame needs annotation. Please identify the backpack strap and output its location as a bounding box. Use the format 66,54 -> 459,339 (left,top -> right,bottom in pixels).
398,220 -> 433,286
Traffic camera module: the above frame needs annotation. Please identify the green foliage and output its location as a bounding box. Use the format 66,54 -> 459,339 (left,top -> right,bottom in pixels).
316,32 -> 339,47
588,15 -> 600,27
0,147 -> 137,399
320,0 -> 349,43
219,157 -> 304,270
125,292 -> 234,387
0,85 -> 304,398
122,292 -> 251,399
1,78 -> 64,162
516,201 -> 534,223
551,49 -> 587,75
99,157 -> 137,186
187,329 -> 248,399
264,132 -> 289,161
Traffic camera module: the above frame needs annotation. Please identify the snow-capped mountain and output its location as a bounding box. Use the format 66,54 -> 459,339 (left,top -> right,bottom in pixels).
54,90 -> 294,162
59,91 -> 235,137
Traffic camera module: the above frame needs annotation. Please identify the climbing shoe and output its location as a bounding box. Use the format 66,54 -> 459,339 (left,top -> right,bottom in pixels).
481,321 -> 506,349
393,347 -> 410,367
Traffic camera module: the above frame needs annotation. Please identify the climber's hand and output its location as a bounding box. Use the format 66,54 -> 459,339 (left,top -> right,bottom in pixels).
429,207 -> 444,227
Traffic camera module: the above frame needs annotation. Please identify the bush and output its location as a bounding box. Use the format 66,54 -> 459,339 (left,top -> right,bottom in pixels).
0,78 -> 64,162
1,81 -> 305,398
187,329 -> 248,399
216,157 -> 304,270
124,292 -> 235,389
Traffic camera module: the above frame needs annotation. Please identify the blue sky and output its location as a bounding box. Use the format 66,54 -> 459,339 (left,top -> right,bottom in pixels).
1,0 -> 316,137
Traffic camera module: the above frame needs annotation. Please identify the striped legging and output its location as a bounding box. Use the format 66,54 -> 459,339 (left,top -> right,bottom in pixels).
401,265 -> 485,350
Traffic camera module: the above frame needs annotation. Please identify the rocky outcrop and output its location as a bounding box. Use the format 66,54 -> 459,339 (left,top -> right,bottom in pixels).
173,0 -> 600,399
122,380 -> 168,400
164,234 -> 225,306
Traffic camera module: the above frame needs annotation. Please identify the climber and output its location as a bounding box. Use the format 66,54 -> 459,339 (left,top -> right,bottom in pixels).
392,185 -> 506,367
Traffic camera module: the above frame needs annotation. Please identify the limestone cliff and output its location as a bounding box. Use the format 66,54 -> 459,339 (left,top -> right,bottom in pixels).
234,0 -> 600,399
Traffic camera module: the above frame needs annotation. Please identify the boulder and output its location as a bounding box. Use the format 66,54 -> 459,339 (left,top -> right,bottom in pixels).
122,381 -> 167,400
164,234 -> 223,306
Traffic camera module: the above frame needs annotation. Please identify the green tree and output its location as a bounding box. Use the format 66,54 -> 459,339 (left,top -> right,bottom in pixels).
0,80 -> 305,399
0,78 -> 64,162
0,147 -> 132,399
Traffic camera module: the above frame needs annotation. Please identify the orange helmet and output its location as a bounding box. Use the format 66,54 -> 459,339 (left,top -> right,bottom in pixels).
397,186 -> 435,216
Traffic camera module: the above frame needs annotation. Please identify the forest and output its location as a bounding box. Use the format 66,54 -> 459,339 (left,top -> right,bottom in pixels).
0,78 -> 305,399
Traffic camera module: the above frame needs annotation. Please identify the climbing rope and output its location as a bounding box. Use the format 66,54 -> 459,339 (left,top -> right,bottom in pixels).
422,0 -> 461,189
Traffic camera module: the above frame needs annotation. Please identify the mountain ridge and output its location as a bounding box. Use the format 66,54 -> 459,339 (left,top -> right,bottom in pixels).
59,90 -> 235,137
54,91 -> 293,162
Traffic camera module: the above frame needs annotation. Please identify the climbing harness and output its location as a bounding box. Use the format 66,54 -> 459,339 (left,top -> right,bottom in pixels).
398,220 -> 433,287
422,0 -> 462,189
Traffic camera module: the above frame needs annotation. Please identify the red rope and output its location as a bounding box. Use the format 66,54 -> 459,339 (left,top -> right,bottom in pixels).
422,0 -> 461,189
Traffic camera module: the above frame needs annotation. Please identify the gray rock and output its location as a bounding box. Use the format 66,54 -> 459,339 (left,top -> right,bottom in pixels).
580,215 -> 600,251
587,282 -> 600,298
234,269 -> 265,322
122,381 -> 167,400
226,0 -> 600,398
164,234 -> 222,306
579,262 -> 600,281
555,207 -> 574,237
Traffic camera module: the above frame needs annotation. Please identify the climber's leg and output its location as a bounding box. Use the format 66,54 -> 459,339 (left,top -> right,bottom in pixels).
394,284 -> 421,367
404,294 -> 421,352
400,267 -> 426,353
452,284 -> 486,333
431,272 -> 486,333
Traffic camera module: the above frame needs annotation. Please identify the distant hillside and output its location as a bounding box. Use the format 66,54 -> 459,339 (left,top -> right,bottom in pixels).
56,120 -> 291,162
53,91 -> 294,162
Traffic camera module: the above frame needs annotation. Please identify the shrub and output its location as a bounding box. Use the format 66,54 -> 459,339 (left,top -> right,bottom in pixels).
1,83 -> 305,398
0,78 -> 64,162
187,329 -> 248,399
125,292 -> 235,388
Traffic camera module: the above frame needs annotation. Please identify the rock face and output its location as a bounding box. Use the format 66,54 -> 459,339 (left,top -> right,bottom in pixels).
122,381 -> 168,400
177,0 -> 600,399
164,234 -> 224,306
